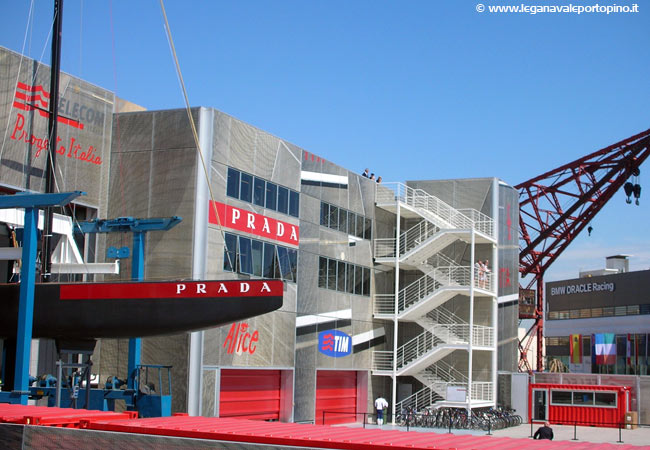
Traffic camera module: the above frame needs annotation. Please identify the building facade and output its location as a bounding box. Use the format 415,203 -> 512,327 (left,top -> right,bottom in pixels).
0,46 -> 520,422
545,256 -> 650,375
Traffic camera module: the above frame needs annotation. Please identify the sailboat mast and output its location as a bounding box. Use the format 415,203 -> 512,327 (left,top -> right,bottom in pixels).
41,0 -> 64,281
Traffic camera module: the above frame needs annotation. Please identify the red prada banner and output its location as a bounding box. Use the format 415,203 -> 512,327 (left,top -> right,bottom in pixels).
60,280 -> 284,300
209,201 -> 299,246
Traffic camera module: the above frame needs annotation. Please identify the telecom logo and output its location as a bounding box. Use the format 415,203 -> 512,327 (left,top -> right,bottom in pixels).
318,330 -> 351,358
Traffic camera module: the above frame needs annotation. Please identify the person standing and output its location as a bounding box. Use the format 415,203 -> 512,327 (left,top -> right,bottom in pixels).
533,421 -> 554,440
374,395 -> 388,426
362,168 -> 370,178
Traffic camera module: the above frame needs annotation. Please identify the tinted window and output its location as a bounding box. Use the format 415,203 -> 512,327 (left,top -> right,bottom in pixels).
356,213 -> 364,238
224,233 -> 237,271
339,210 -> 348,235
364,217 -> 372,240
346,264 -> 354,293
320,202 -> 329,226
277,186 -> 289,214
551,391 -> 572,404
329,206 -> 339,230
253,177 -> 265,207
595,392 -> 616,407
289,191 -> 299,217
277,247 -> 291,281
265,183 -> 277,210
573,392 -> 593,405
263,243 -> 277,278
354,266 -> 363,295
337,261 -> 346,292
319,257 -> 327,288
240,172 -> 253,203
239,237 -> 252,274
362,268 -> 370,296
328,259 -> 337,290
288,249 -> 298,282
227,168 -> 240,199
348,213 -> 356,235
251,239 -> 263,276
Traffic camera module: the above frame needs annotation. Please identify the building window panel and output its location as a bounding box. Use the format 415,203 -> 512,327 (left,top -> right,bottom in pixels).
253,177 -> 265,207
354,266 -> 363,295
627,305 -> 640,315
641,304 -> 650,315
327,259 -> 337,290
277,246 -> 292,281
277,186 -> 289,214
320,202 -> 329,226
551,391 -> 572,405
224,233 -> 237,272
362,267 -> 370,296
595,392 -> 616,407
603,307 -> 614,317
318,257 -> 327,288
265,183 -> 277,210
346,264 -> 354,293
355,214 -> 364,238
263,243 -> 278,278
240,172 -> 253,203
289,190 -> 300,218
579,308 -> 591,318
251,239 -> 263,276
238,237 -> 252,275
573,392 -> 593,406
329,206 -> 339,230
288,249 -> 298,282
614,306 -> 627,316
337,261 -> 346,292
226,168 -> 240,199
339,210 -> 348,235
591,308 -> 602,318
364,217 -> 372,240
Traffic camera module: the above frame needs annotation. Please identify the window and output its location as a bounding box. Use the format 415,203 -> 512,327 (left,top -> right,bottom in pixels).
238,237 -> 252,275
551,391 -> 572,404
289,190 -> 300,217
319,201 -> 372,241
320,203 -> 329,226
548,311 -> 559,320
251,240 -> 263,276
327,259 -> 337,290
265,182 -> 277,210
573,392 -> 593,405
240,172 -> 253,203
253,177 -> 265,207
226,167 -> 299,219
224,233 -> 237,272
263,242 -> 277,278
277,186 -> 289,214
627,305 -> 640,315
591,308 -> 603,318
363,267 -> 370,296
318,256 -> 371,297
227,168 -> 240,199
615,306 -> 627,316
277,247 -> 292,281
595,392 -> 617,407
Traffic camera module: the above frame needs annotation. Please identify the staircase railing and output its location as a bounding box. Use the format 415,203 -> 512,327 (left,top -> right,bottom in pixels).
472,325 -> 495,347
374,220 -> 440,259
471,382 -> 494,401
396,384 -> 448,413
458,208 -> 494,237
396,325 -> 469,370
372,351 -> 394,371
425,360 -> 468,384
374,266 -> 471,315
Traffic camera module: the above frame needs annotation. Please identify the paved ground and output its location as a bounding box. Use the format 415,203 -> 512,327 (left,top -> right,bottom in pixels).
353,423 -> 650,447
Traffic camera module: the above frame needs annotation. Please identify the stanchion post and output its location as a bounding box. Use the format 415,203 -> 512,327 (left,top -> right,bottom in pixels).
530,420 -> 533,438
487,417 -> 492,435
618,422 -> 623,443
572,421 -> 578,440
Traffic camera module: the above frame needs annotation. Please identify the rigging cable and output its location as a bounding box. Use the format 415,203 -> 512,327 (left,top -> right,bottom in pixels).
158,0 -> 233,270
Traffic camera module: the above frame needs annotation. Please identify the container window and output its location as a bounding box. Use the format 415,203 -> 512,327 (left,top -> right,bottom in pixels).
573,392 -> 593,406
551,390 -> 572,405
594,392 -> 617,407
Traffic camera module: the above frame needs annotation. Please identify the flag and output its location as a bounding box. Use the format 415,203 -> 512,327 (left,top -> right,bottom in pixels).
570,334 -> 582,364
591,334 -> 596,365
595,333 -> 616,365
627,334 -> 632,366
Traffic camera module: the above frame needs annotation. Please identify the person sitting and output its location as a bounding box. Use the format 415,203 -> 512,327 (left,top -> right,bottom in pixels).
533,421 -> 554,440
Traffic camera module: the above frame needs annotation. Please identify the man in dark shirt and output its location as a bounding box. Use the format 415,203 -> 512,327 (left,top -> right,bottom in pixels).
534,421 -> 554,440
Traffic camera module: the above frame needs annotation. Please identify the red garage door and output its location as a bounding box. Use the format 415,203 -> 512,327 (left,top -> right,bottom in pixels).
220,369 -> 281,420
316,370 -> 357,425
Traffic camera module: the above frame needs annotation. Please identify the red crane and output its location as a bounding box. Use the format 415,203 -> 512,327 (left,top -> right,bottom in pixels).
517,128 -> 650,372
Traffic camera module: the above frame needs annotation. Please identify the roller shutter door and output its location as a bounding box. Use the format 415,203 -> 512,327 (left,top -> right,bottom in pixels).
220,369 -> 281,420
315,370 -> 357,425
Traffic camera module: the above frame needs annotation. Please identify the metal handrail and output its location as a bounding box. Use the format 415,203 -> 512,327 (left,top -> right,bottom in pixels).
372,351 -> 394,371
472,325 -> 495,347
471,382 -> 494,401
374,266 -> 471,315
377,182 -> 496,239
425,360 -> 468,384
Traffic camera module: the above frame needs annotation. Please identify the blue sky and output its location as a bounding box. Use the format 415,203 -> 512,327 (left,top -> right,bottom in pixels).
2,0 -> 649,282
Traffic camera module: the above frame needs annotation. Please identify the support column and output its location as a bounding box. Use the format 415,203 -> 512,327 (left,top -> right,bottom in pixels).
127,231 -> 144,390
13,207 -> 39,404
467,228 -> 475,413
391,198 -> 401,423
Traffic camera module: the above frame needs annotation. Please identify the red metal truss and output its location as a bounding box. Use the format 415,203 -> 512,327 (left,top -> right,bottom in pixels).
517,128 -> 650,372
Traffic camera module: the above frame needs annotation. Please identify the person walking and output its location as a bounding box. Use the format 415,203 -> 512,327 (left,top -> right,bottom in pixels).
533,421 -> 554,440
374,395 -> 389,426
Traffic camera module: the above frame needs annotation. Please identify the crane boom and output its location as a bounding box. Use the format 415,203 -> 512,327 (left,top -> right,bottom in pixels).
517,128 -> 650,372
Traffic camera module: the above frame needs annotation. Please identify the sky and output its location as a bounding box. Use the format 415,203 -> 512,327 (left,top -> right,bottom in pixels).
1,0 -> 649,282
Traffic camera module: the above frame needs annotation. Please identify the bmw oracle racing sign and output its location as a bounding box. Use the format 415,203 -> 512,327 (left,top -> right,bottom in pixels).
318,330 -> 351,357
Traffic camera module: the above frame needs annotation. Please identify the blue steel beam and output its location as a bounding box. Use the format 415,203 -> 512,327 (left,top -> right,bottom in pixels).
0,191 -> 84,404
75,216 -> 182,234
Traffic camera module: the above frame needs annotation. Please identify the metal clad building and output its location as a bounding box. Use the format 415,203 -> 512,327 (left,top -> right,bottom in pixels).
0,46 -> 520,422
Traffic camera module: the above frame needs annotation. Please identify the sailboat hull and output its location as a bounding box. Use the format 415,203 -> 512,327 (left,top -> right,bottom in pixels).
0,280 -> 283,340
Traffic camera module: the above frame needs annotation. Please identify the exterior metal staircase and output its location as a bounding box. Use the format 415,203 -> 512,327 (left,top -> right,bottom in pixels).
372,182 -> 497,411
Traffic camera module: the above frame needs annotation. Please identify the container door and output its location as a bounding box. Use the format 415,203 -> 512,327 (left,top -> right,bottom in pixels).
532,389 -> 547,421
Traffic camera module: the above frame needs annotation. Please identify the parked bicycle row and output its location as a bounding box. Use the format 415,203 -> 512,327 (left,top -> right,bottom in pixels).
395,406 -> 523,430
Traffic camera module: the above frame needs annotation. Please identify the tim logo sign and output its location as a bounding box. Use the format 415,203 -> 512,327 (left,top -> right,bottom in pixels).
318,330 -> 351,358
